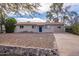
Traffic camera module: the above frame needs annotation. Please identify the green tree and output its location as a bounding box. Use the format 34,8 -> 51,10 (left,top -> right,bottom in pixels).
64,6 -> 79,24
71,23 -> 79,35
70,11 -> 78,24
49,3 -> 63,22
0,3 -> 40,33
5,18 -> 17,33
46,11 -> 54,21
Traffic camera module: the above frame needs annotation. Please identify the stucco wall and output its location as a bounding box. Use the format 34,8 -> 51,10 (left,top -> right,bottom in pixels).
15,25 -> 38,32
42,25 -> 65,33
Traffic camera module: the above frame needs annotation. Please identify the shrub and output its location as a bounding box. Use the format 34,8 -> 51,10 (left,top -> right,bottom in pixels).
71,23 -> 79,35
5,18 -> 17,33
65,26 -> 72,33
65,23 -> 79,35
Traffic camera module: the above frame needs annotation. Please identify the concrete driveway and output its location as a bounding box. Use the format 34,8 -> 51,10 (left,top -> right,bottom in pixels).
54,33 -> 79,56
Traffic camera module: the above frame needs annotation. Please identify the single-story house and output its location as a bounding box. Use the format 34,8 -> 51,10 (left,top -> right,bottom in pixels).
15,22 -> 65,33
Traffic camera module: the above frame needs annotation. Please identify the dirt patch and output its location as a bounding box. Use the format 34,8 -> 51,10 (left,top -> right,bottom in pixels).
0,33 -> 56,49
0,33 -> 59,56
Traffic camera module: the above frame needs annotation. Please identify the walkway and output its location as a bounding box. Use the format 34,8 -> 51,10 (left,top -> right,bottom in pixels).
54,33 -> 79,56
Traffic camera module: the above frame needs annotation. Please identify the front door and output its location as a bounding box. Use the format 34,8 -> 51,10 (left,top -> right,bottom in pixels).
39,26 -> 42,32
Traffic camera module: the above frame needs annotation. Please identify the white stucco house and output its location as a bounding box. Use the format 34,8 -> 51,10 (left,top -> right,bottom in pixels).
15,22 -> 65,33
14,18 -> 65,33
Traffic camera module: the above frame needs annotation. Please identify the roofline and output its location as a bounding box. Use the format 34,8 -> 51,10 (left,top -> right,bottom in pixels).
16,22 -> 64,26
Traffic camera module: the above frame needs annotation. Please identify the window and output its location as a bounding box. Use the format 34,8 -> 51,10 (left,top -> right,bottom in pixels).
58,26 -> 61,28
45,25 -> 50,29
45,26 -> 47,29
47,25 -> 50,28
20,25 -> 24,29
32,25 -> 34,29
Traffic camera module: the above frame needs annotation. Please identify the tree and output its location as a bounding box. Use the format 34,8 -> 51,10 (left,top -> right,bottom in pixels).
61,5 -> 79,25
49,3 -> 63,22
74,16 -> 79,23
0,7 -> 5,33
46,11 -> 54,21
0,3 -> 40,33
5,18 -> 17,33
70,11 -> 78,24
63,7 -> 79,25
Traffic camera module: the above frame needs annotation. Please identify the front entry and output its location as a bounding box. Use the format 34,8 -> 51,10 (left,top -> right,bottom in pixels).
39,26 -> 42,32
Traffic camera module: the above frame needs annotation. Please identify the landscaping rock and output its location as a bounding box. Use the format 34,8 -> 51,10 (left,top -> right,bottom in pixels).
0,45 -> 59,56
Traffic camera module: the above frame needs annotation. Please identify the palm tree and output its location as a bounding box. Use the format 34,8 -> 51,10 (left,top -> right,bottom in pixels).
0,3 -> 40,33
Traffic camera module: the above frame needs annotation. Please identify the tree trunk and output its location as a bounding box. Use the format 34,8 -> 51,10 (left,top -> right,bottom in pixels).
56,12 -> 59,22
0,24 -> 3,33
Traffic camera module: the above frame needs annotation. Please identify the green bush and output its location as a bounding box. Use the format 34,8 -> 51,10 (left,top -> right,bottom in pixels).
65,26 -> 72,33
65,23 -> 79,35
71,23 -> 79,35
5,18 -> 17,33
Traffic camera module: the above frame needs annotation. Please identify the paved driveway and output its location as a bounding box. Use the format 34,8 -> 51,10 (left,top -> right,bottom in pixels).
54,33 -> 79,56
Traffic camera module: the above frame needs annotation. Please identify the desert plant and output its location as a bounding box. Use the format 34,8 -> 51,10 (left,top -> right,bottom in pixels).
5,18 -> 17,33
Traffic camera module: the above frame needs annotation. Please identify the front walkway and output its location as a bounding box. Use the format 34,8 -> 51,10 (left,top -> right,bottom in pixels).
54,33 -> 79,56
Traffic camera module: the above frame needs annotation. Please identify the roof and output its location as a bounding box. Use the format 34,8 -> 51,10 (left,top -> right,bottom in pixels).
15,18 -> 46,22
16,22 -> 64,26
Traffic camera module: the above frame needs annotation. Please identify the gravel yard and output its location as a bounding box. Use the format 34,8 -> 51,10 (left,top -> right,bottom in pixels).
0,33 -> 58,56
0,33 -> 56,49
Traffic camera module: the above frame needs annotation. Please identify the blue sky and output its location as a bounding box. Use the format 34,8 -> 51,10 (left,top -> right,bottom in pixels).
10,12 -> 47,19
69,5 -> 79,13
8,3 -> 79,22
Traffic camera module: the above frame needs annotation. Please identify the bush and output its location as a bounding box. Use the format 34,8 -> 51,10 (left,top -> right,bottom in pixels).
65,23 -> 79,35
71,23 -> 79,35
5,18 -> 17,33
65,26 -> 72,33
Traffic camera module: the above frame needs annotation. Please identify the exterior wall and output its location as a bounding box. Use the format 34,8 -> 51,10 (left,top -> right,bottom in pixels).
42,25 -> 65,33
15,25 -> 65,33
15,25 -> 38,32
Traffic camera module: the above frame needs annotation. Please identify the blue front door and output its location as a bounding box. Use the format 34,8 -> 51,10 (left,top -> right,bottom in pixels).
39,26 -> 42,32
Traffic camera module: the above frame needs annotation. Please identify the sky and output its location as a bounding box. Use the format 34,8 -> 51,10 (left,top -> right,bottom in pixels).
8,3 -> 79,22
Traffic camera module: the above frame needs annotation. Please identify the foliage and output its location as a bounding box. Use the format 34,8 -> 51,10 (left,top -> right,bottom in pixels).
46,11 -> 54,21
46,3 -> 63,22
71,23 -> 79,35
63,16 -> 69,20
65,26 -> 72,33
50,3 -> 63,13
63,6 -> 79,25
65,23 -> 79,35
46,3 -> 79,25
5,18 -> 17,33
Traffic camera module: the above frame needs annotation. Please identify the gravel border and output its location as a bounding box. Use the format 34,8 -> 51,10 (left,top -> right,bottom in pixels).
0,45 -> 59,56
